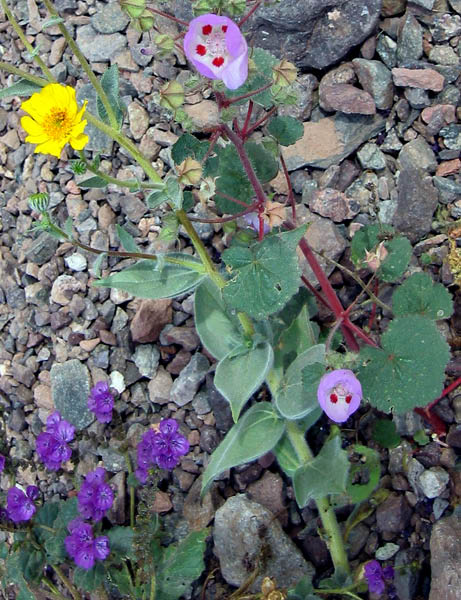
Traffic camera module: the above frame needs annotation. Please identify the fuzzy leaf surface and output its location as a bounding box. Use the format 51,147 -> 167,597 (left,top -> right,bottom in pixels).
77,176 -> 108,189
116,224 -> 140,253
202,402 -> 285,494
293,436 -> 350,507
107,526 -> 136,560
214,342 -> 274,421
171,133 -> 209,164
392,271 -> 453,320
0,79 -> 42,99
267,116 -> 304,146
93,254 -> 206,298
97,64 -> 125,129
357,315 -> 450,413
222,227 -> 306,319
73,562 -> 106,592
194,278 -> 242,360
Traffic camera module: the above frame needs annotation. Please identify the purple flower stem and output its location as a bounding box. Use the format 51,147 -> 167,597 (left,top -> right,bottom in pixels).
241,100 -> 254,138
145,6 -> 189,27
244,106 -> 277,139
216,190 -> 254,208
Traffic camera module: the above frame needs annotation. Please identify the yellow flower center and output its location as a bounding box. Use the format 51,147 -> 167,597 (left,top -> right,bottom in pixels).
43,108 -> 72,141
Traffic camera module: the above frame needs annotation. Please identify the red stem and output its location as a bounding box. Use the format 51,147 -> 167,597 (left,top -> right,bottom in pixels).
238,0 -> 264,27
280,153 -> 296,221
216,190 -> 252,208
244,106 -> 277,138
414,407 -> 446,436
427,376 -> 461,411
227,81 -> 273,106
241,100 -> 254,138
301,274 -> 330,310
146,6 -> 189,27
201,128 -> 222,164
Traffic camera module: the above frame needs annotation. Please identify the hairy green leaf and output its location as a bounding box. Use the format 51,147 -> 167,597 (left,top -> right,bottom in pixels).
246,141 -> 279,183
224,48 -> 278,108
17,548 -> 45,584
171,133 -> 209,164
344,445 -> 381,504
116,224 -> 140,253
107,526 -> 136,560
0,79 -> 42,99
77,176 -> 108,189
97,65 -> 125,129
147,189 -> 169,210
214,342 -> 274,421
267,116 -> 304,146
93,254 -> 206,298
202,402 -> 285,494
357,315 -> 450,413
194,278 -> 242,360
293,436 -> 350,507
222,227 -> 306,319
275,345 -> 325,420
73,562 -> 106,592
392,271 -> 453,320
372,419 -> 401,448
273,304 -> 319,373
214,144 -> 253,214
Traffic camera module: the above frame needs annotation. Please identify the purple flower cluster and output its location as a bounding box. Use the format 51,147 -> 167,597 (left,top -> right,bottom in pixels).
77,467 -> 114,522
136,419 -> 190,483
6,486 -> 39,523
64,517 -> 110,570
87,381 -> 115,424
36,411 -> 75,471
364,560 -> 395,595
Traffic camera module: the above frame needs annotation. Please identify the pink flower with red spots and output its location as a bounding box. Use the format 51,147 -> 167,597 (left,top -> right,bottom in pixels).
183,13 -> 248,90
317,369 -> 362,423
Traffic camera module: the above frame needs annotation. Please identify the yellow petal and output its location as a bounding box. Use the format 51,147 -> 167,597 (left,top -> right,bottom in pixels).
70,118 -> 87,138
21,115 -> 45,136
25,132 -> 50,144
21,94 -> 48,122
34,139 -> 65,157
69,133 -> 89,150
74,100 -> 88,124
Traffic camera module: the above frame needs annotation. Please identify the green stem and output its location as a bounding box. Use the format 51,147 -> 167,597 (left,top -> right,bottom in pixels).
123,450 -> 136,529
41,0 -> 118,130
150,574 -> 156,600
53,564 -> 82,600
0,60 -> 47,85
285,421 -> 351,577
78,151 -> 161,190
1,0 -> 56,82
42,578 -> 69,600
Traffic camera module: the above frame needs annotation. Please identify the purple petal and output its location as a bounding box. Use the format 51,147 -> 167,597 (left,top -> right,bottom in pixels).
67,517 -> 86,533
94,483 -> 114,510
94,536 -> 110,560
36,432 -> 59,459
170,435 -> 189,457
317,369 -> 362,423
65,534 -> 79,559
46,411 -> 62,434
90,381 -> 110,401
75,547 -> 95,570
159,418 -> 178,437
383,566 -> 395,580
135,468 -> 148,483
156,453 -> 178,470
55,419 -> 75,443
86,467 -> 106,485
26,486 -> 40,501
95,409 -> 113,424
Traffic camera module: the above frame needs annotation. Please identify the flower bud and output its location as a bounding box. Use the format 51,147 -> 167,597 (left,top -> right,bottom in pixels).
28,192 -> 50,214
177,157 -> 202,185
159,81 -> 185,111
272,59 -> 297,87
132,9 -> 155,31
364,242 -> 388,272
120,0 -> 145,19
154,33 -> 174,56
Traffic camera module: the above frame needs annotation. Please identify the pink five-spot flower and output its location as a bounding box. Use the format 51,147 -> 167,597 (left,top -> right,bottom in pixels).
317,369 -> 362,423
183,13 -> 248,90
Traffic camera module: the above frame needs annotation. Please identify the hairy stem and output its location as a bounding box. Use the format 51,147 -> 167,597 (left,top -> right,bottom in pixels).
53,565 -> 82,600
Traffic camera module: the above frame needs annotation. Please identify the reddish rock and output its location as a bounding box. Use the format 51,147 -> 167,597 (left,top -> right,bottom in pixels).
392,67 -> 445,91
319,83 -> 376,115
99,330 -> 117,346
309,188 -> 360,222
162,326 -> 200,351
421,104 -> 456,125
152,491 -> 172,513
130,298 -> 172,343
436,159 -> 461,177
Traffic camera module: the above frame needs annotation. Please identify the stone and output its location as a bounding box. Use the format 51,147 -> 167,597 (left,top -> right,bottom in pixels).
148,366 -> 173,404
213,495 -> 314,592
50,275 -> 83,306
393,167 -> 439,242
436,159 -> 461,177
439,123 -> 461,150
376,493 -> 412,533
91,2 -> 129,33
429,45 -> 459,66
183,477 -> 221,530
247,472 -> 287,525
139,128 -> 161,160
377,34 -> 397,68
161,326 -> 200,351
98,447 -> 125,472
319,83 -> 376,115
25,233 -> 59,265
130,299 -> 172,343
245,0 -> 381,70
392,67 -> 445,91
418,466 -> 450,498
199,425 -> 220,454
170,353 -> 210,407
352,58 -> 394,110
394,548 -> 423,600
119,195 -> 148,222
50,359 -> 93,430
133,344 -> 160,378
429,513 -> 461,600
398,137 -> 437,173
127,102 -> 149,140
282,113 -> 385,171
396,11 -> 423,65
309,188 -> 360,222
76,25 -> 126,62
405,87 -> 430,109
357,142 -> 387,170
64,253 -> 87,272
152,491 -> 173,513
184,100 -> 219,130
430,13 -> 461,42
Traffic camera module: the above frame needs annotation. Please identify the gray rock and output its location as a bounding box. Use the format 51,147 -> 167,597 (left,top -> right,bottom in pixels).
245,0 -> 380,69
395,549 -> 423,600
55,0 -> 76,10
440,123 -> 461,150
170,353 -> 209,407
397,11 -> 423,65
76,24 -> 126,62
8,408 -> 27,432
76,84 -> 113,153
213,494 -> 314,591
206,375 -> 234,433
357,142 -> 387,170
25,233 -> 59,265
393,167 -> 439,242
376,34 -> 397,68
50,359 -> 93,430
192,391 -> 211,415
430,13 -> 461,42
405,87 -> 430,109
133,344 -> 160,378
98,447 -> 126,472
418,466 -> 450,498
91,2 -> 129,33
410,0 -> 435,8
433,498 -> 450,520
449,0 -> 461,13
429,45 -> 459,66
376,493 -> 412,533
429,513 -> 461,600
398,137 -> 437,173
353,58 -> 394,109
64,253 -> 87,272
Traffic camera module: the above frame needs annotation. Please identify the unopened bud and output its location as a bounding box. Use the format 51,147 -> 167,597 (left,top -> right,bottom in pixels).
159,81 -> 184,111
132,9 -> 155,31
120,0 -> 145,19
28,192 -> 50,214
177,157 -> 202,185
364,242 -> 388,272
154,33 -> 174,55
272,59 -> 297,87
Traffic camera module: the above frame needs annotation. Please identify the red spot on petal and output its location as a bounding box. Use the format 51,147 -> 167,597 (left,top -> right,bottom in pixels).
222,25 -> 228,32
212,56 -> 224,67
330,393 -> 338,404
202,24 -> 212,35
196,44 -> 206,56
345,394 -> 352,404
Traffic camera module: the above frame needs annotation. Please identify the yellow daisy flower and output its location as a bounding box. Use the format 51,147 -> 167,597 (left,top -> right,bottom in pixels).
21,83 -> 89,158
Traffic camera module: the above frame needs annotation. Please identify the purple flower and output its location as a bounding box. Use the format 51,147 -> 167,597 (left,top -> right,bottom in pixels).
87,381 -> 115,424
136,419 -> 190,483
364,560 -> 394,595
6,486 -> 40,523
36,411 -> 75,471
183,13 -> 248,90
243,212 -> 270,235
77,467 -> 114,522
0,454 -> 5,473
65,518 -> 110,570
317,369 -> 362,423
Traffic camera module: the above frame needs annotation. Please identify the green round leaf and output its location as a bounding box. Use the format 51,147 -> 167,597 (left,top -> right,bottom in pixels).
392,271 -> 454,320
267,116 -> 304,146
